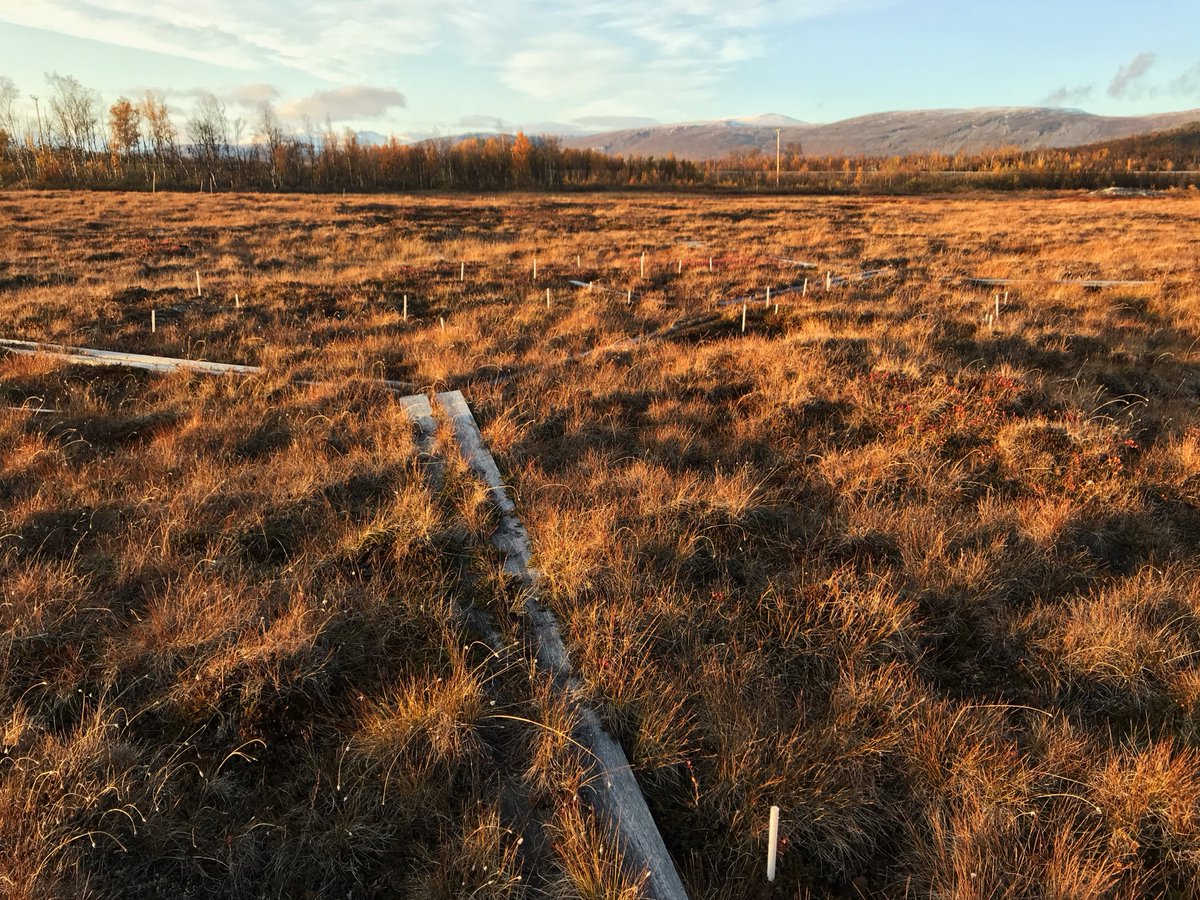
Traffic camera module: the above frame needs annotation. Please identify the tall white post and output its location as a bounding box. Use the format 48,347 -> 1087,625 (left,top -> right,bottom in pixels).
767,806 -> 780,881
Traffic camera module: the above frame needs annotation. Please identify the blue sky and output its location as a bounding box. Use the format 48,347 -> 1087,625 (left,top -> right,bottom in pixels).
1,0 -> 1199,139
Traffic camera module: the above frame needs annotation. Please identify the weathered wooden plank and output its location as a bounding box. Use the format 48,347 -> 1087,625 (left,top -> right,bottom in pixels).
0,338 -> 414,393
0,338 -> 262,376
435,390 -> 690,900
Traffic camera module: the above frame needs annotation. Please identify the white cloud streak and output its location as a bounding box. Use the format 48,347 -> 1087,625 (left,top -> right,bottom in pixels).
1108,52 -> 1156,99
280,86 -> 406,122
0,0 -> 892,117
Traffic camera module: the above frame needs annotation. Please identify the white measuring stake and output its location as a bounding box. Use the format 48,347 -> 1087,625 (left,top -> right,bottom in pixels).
403,295 -> 408,320
995,293 -> 1001,322
802,277 -> 808,297
151,309 -> 156,333
546,287 -> 551,309
741,302 -> 747,333
640,252 -> 646,278
709,256 -> 714,273
766,286 -> 771,303
767,806 -> 780,881
234,293 -> 240,309
826,272 -> 832,290
533,256 -> 537,280
440,315 -> 445,332
677,259 -> 682,274
627,289 -> 632,304
460,262 -> 465,282
195,271 -> 202,297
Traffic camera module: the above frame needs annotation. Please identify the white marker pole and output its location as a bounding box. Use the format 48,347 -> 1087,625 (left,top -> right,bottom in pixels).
196,271 -> 202,297
995,293 -> 1001,323
533,256 -> 537,280
234,292 -> 240,309
440,316 -> 445,333
627,289 -> 632,304
640,251 -> 646,278
767,806 -> 780,882
709,256 -> 714,273
766,286 -> 771,304
460,262 -> 465,282
802,277 -> 808,297
546,287 -> 551,309
826,271 -> 832,290
403,294 -> 408,321
151,309 -> 156,333
741,302 -> 748,333
677,259 -> 682,274
577,254 -> 581,268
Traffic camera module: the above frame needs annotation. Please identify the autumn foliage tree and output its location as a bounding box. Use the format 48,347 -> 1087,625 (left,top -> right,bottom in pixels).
107,96 -> 141,167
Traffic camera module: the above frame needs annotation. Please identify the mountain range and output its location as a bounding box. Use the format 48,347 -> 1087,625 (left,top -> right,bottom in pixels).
554,108 -> 1200,160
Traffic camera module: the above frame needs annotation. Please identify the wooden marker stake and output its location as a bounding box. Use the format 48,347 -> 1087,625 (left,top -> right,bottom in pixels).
627,289 -> 632,304
677,259 -> 682,274
234,293 -> 240,309
826,272 -> 832,290
460,262 -> 465,282
196,272 -> 202,297
709,256 -> 714,273
533,256 -> 537,280
802,277 -> 808,297
546,287 -> 551,309
151,310 -> 156,333
577,254 -> 581,268
403,295 -> 408,320
767,806 -> 780,882
440,316 -> 445,333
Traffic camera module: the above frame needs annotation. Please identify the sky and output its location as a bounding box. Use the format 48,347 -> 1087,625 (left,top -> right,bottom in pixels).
1,0 -> 1199,141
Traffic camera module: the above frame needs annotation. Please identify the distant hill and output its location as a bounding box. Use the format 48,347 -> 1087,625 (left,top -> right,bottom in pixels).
558,108 -> 1200,160
1072,120 -> 1200,164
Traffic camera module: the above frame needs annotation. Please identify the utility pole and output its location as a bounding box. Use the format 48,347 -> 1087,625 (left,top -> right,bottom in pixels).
30,95 -> 44,148
775,127 -> 781,188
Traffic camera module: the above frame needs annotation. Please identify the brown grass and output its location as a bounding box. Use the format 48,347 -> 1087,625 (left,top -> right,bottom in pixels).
3,188 -> 1200,896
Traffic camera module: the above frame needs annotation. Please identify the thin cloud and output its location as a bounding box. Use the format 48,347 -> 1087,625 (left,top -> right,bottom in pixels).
228,83 -> 281,107
279,86 -> 407,122
1108,52 -> 1156,99
457,114 -> 506,131
572,115 -> 659,129
1042,85 -> 1093,107
1170,63 -> 1200,99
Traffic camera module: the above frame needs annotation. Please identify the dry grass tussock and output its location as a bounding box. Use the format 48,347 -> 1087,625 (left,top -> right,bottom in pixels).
3,188 -> 1200,896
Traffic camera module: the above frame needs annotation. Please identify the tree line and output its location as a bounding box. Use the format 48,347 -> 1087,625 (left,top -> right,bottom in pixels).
1,73 -> 1197,194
